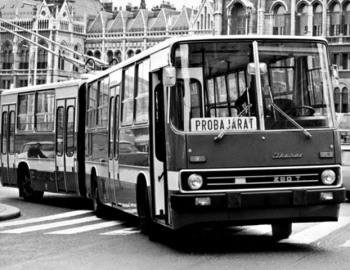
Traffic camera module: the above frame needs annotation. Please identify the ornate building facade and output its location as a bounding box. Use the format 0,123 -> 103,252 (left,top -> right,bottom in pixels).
0,0 -> 349,112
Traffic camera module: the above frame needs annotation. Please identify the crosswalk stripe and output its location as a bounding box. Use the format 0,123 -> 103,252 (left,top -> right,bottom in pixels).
341,239 -> 350,247
46,221 -> 125,235
0,210 -> 93,229
0,216 -> 101,234
280,217 -> 350,244
100,227 -> 141,235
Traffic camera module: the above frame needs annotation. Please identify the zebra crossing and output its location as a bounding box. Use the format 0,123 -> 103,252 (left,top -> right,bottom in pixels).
0,210 -> 140,236
1,210 -> 350,247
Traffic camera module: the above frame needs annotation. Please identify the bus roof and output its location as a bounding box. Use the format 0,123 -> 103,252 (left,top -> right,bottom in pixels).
0,35 -> 328,95
85,34 -> 329,83
1,79 -> 85,97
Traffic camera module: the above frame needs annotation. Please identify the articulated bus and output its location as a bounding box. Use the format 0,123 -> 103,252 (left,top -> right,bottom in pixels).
1,35 -> 346,240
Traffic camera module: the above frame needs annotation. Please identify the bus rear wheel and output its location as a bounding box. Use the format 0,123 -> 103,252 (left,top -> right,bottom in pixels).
92,174 -> 106,218
20,169 -> 44,201
271,222 -> 292,240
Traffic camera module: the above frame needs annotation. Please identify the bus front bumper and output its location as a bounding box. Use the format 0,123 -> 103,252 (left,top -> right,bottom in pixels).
169,187 -> 346,230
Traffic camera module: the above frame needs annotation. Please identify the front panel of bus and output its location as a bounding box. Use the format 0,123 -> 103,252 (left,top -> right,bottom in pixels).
163,38 -> 345,229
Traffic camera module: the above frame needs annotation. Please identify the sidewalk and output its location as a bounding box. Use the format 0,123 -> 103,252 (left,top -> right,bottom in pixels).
0,203 -> 20,221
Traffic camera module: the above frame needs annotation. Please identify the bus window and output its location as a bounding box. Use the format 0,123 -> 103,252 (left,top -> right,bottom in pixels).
87,81 -> 97,129
18,93 -> 34,131
36,90 -> 54,131
66,106 -> 75,157
97,77 -> 109,128
109,96 -> 114,159
9,111 -> 15,154
122,65 -> 135,125
135,59 -> 149,124
56,107 -> 64,156
1,111 -> 8,154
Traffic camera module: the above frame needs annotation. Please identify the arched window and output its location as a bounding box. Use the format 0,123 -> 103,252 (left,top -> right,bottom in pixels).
58,50 -> 66,70
273,4 -> 286,35
127,50 -> 134,58
19,43 -> 29,69
73,45 -> 80,73
107,50 -> 114,63
37,41 -> 48,69
115,50 -> 122,63
230,4 -> 246,35
296,4 -> 309,35
342,87 -> 349,112
94,50 -> 101,60
343,2 -> 350,35
2,42 -> 13,69
313,3 -> 322,36
330,3 -> 341,36
135,49 -> 141,55
334,87 -> 341,112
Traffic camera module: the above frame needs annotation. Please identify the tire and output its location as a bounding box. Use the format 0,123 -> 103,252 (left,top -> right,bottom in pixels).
271,222 -> 292,240
20,168 -> 44,201
138,186 -> 157,240
92,174 -> 105,218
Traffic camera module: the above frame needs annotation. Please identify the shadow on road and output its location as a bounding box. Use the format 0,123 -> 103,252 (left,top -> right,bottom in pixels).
147,224 -> 317,254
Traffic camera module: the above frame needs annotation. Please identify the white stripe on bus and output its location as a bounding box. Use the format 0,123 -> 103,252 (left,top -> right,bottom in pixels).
46,221 -> 124,235
0,216 -> 100,234
0,210 -> 93,228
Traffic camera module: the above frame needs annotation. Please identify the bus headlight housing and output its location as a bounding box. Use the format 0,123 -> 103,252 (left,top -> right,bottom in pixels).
187,174 -> 203,190
321,170 -> 336,185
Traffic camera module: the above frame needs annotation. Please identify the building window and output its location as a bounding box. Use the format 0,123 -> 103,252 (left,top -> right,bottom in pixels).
230,3 -> 246,35
58,50 -> 65,70
297,4 -> 309,35
273,5 -> 286,35
330,3 -> 341,36
342,53 -> 350,70
344,3 -> 350,36
313,4 -> 322,36
37,42 -> 48,69
1,42 -> 13,69
19,45 -> 29,69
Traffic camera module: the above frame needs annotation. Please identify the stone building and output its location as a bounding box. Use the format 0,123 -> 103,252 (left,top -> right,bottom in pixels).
0,0 -> 103,88
0,0 -> 349,113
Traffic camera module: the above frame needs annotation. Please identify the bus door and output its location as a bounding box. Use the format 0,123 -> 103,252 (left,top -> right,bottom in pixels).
1,105 -> 16,186
108,86 -> 120,206
56,99 -> 77,192
151,73 -> 167,220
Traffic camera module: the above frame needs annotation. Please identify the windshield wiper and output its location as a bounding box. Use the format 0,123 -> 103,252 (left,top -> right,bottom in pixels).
214,104 -> 252,142
270,101 -> 312,139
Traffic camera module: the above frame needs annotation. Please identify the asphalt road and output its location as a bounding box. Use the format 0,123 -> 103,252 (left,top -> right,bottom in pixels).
1,185 -> 350,270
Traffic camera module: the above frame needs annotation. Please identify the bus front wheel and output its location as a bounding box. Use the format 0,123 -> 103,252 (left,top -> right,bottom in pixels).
271,222 -> 292,240
19,168 -> 44,201
138,187 -> 157,240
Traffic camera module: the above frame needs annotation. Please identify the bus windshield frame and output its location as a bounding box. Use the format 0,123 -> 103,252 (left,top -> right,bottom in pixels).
169,39 -> 335,133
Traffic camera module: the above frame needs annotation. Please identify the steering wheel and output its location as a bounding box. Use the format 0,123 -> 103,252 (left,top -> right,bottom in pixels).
288,106 -> 315,117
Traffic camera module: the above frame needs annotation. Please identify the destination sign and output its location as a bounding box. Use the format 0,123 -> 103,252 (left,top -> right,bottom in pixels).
191,117 -> 257,132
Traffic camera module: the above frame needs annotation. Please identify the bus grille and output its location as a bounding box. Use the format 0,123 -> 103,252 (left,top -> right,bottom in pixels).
180,168 -> 336,191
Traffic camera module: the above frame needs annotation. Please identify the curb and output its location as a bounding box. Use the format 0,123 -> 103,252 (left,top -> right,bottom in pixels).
0,204 -> 21,221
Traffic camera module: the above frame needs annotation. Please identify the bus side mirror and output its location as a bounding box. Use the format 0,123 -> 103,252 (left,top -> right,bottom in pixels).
247,62 -> 267,75
163,66 -> 176,87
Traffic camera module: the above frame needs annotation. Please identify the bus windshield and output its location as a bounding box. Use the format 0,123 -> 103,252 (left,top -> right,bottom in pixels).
170,40 -> 335,132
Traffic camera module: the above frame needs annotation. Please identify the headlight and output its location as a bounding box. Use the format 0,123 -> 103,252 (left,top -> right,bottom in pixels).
187,174 -> 203,190
321,170 -> 336,185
